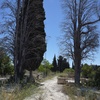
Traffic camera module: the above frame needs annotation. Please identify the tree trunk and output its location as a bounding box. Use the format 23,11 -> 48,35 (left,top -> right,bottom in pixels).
74,31 -> 81,85
74,58 -> 81,85
29,70 -> 35,83
29,70 -> 32,80
14,0 -> 21,83
74,22 -> 81,85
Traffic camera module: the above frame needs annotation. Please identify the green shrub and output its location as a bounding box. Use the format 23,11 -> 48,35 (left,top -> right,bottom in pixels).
63,68 -> 74,73
38,59 -> 53,76
81,64 -> 93,78
94,67 -> 100,88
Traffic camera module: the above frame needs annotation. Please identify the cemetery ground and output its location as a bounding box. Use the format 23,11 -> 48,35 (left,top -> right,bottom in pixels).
0,71 -> 100,100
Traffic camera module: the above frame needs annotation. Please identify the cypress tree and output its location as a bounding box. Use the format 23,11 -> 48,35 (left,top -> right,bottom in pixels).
58,56 -> 70,72
51,55 -> 57,72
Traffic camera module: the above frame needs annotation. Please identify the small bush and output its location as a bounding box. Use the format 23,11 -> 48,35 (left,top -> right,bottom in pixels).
63,68 -> 74,73
94,67 -> 100,88
84,67 -> 100,89
63,68 -> 74,78
81,64 -> 93,78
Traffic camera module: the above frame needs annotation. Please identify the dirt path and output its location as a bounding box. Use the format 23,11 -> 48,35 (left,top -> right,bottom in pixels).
25,76 -> 69,100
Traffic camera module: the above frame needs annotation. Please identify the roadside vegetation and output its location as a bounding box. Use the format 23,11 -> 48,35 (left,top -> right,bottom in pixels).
61,64 -> 100,100
0,58 -> 55,100
0,54 -> 100,100
0,84 -> 38,100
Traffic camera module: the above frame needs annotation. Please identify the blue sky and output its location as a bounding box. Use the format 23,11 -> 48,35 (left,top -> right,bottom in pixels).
44,0 -> 100,65
0,0 -> 100,66
43,0 -> 63,63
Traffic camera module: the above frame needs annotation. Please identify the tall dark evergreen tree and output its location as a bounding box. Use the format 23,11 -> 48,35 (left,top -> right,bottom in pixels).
0,0 -> 46,82
72,62 -> 75,70
58,55 -> 69,72
15,0 -> 46,82
51,55 -> 57,72
58,56 -> 63,72
62,58 -> 70,69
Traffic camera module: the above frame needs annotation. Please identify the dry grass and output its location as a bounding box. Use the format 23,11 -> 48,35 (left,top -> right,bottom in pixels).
0,72 -> 56,100
0,84 -> 38,100
62,85 -> 86,100
62,84 -> 100,100
0,91 -> 15,100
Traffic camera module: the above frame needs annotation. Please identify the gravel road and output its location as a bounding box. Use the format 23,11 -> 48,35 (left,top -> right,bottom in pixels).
24,76 -> 69,100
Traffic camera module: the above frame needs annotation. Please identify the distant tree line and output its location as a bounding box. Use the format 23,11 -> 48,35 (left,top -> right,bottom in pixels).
51,55 -> 70,72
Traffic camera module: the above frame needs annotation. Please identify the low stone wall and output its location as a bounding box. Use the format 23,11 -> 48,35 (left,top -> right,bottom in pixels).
57,77 -> 67,84
66,80 -> 75,86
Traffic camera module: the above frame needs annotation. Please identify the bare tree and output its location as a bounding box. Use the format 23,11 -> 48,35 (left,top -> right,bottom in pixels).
0,0 -> 21,82
61,0 -> 100,84
0,0 -> 16,59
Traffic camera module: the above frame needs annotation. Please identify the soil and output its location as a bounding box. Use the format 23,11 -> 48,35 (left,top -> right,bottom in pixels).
24,76 -> 69,100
